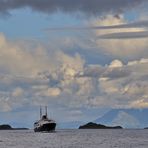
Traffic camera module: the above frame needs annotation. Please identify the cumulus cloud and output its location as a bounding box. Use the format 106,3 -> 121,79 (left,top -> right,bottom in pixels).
109,60 -> 123,68
0,33 -> 84,77
0,33 -> 52,76
0,0 -> 145,16
0,33 -> 85,111
0,33 -> 148,113
0,56 -> 147,111
76,58 -> 148,109
77,59 -> 131,80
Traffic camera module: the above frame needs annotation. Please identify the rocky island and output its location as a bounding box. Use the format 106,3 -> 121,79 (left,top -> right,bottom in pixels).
0,124 -> 28,130
79,122 -> 123,129
0,124 -> 12,130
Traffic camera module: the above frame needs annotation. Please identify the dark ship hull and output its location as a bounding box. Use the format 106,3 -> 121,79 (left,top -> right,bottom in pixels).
34,122 -> 56,132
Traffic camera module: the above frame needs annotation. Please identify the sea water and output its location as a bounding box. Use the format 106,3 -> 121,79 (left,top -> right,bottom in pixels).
0,129 -> 148,148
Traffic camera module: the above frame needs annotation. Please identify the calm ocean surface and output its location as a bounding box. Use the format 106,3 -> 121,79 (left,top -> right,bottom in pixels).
0,129 -> 148,148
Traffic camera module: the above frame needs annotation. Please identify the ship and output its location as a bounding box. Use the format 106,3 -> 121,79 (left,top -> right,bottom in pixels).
34,106 -> 56,132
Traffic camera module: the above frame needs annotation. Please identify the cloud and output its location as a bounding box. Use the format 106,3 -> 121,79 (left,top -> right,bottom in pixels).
76,58 -> 148,109
98,31 -> 148,39
77,59 -> 131,80
46,15 -> 148,60
0,33 -> 148,114
45,20 -> 148,31
0,33 -> 85,111
0,33 -> 52,76
77,65 -> 105,78
130,98 -> 148,108
90,15 -> 148,59
109,60 -> 123,68
0,0 -> 146,16
0,33 -> 84,78
12,87 -> 25,97
36,87 -> 61,97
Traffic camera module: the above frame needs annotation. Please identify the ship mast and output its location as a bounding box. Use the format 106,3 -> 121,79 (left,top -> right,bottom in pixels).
40,106 -> 42,119
45,106 -> 48,117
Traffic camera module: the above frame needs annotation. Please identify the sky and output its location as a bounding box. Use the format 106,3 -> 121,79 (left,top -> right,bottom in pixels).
0,0 -> 148,128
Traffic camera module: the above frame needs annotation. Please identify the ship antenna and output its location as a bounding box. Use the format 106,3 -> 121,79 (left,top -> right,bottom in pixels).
40,106 -> 42,119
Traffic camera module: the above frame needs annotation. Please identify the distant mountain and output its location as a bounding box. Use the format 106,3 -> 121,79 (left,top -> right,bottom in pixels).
95,109 -> 148,128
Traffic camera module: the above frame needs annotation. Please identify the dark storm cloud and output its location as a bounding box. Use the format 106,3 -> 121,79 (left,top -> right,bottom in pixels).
0,0 -> 146,15
98,31 -> 148,39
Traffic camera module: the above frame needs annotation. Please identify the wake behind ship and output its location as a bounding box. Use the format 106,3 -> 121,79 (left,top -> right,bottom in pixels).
34,106 -> 56,132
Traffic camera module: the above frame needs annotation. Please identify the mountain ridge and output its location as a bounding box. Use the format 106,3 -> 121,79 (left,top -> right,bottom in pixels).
95,108 -> 148,128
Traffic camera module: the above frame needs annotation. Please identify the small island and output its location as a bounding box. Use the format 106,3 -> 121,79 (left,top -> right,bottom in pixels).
79,122 -> 123,129
0,124 -> 12,130
0,124 -> 28,130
